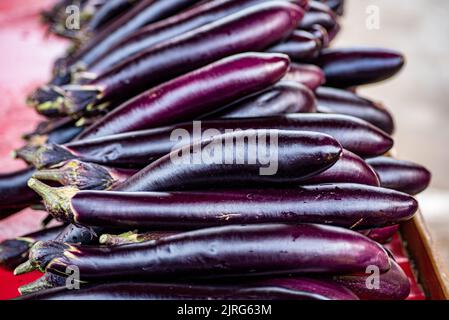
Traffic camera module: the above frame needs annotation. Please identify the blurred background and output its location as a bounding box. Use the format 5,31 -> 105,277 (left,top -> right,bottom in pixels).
335,0 -> 449,270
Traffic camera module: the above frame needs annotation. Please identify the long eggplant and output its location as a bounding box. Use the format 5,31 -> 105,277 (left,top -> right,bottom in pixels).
77,52 -> 291,139
30,149 -> 377,192
89,0 -> 310,73
113,129 -> 342,192
20,278 -> 358,300
366,157 -> 431,195
283,63 -> 325,90
31,3 -> 302,117
207,81 -> 316,118
267,30 -> 322,61
316,87 -> 395,134
0,168 -> 39,216
0,225 -> 65,270
332,259 -> 410,300
27,114 -> 392,169
316,48 -> 405,88
29,181 -> 417,229
21,224 -> 390,280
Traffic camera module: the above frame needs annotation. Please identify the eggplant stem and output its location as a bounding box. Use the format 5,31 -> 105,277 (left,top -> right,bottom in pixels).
19,275 -> 53,295
14,260 -> 37,276
27,178 -> 78,223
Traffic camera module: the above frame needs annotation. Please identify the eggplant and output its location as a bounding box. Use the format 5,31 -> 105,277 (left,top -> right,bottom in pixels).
283,63 -> 325,90
32,160 -> 136,190
316,86 -> 395,134
89,0 -> 310,73
303,150 -> 379,186
31,3 -> 302,117
20,278 -> 358,300
0,225 -> 65,270
267,30 -> 322,61
366,157 -> 431,195
113,129 -> 342,192
21,224 -> 390,280
300,1 -> 340,42
0,168 -> 39,216
28,114 -> 393,169
332,259 -> 410,300
29,181 -> 417,230
211,81 -> 316,118
316,48 -> 405,88
77,52 -> 291,139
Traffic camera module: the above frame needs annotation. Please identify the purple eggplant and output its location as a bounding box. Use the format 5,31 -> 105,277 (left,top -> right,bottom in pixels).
113,129 -> 342,192
316,86 -> 395,134
32,160 -> 136,190
283,63 -> 325,90
0,225 -> 65,270
77,53 -> 291,139
89,0 -> 310,73
316,48 -> 405,88
267,30 -> 322,61
32,3 -> 302,117
300,1 -> 340,41
207,81 -> 316,118
28,114 -> 392,169
367,157 -> 431,195
332,259 -> 410,300
29,181 -> 417,230
20,278 -> 358,300
21,224 -> 390,280
303,150 -> 379,186
0,168 -> 39,216
67,0 -> 203,70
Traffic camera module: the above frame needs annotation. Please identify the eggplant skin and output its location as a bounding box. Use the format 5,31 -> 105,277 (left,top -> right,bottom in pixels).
65,184 -> 418,230
29,224 -> 390,281
367,157 -> 431,195
0,168 -> 39,215
19,279 -> 358,300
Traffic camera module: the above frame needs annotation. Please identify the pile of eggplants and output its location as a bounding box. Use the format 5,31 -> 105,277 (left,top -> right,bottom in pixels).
0,0 -> 432,301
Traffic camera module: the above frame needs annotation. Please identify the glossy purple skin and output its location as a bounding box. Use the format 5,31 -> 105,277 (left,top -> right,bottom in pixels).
72,0 -> 202,67
267,30 -> 322,61
85,2 -> 302,107
304,149 -> 380,186
58,114 -> 392,168
90,0 -> 308,72
85,0 -> 139,34
21,278 -> 357,300
33,224 -> 391,280
0,167 -> 39,215
66,184 -> 418,229
283,63 -> 325,90
316,86 -> 395,134
0,225 -> 65,270
367,157 -> 431,195
316,48 -> 405,88
79,53 -> 290,139
363,225 -> 399,244
333,259 -> 410,300
113,130 -> 342,192
209,81 -> 316,118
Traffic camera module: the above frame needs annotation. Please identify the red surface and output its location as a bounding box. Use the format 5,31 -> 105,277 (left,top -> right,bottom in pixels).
0,0 -> 427,301
0,0 -> 68,300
